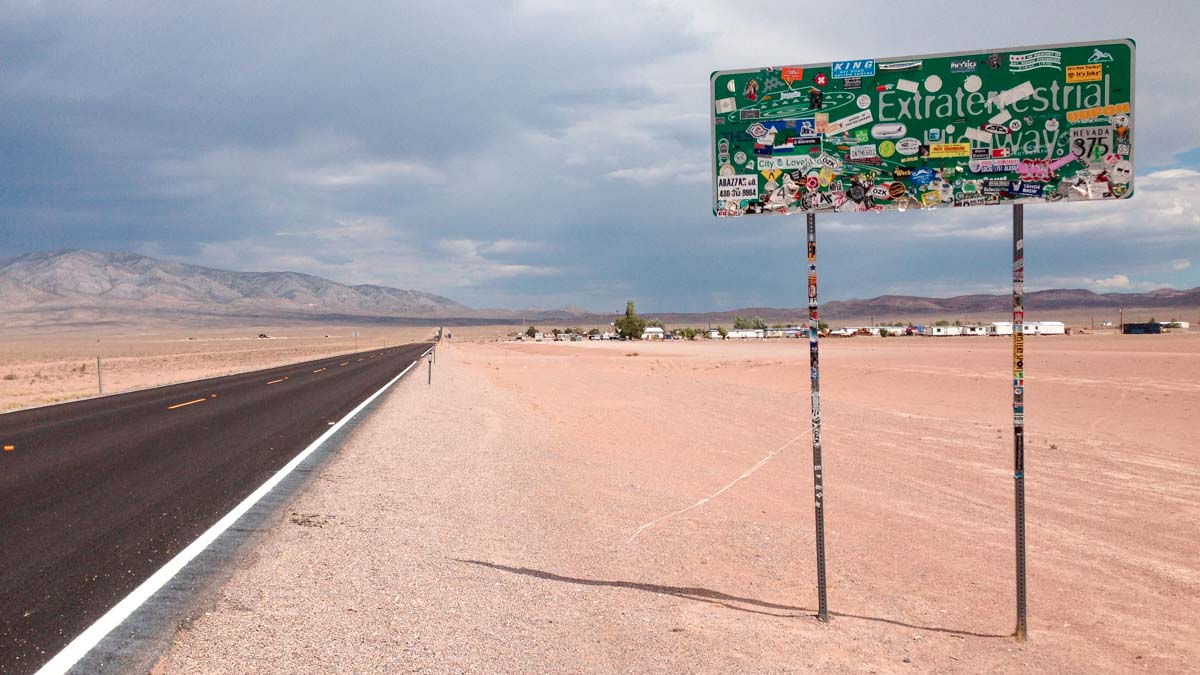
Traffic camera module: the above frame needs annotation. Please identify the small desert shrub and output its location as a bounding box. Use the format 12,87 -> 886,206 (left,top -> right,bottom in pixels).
2,373 -> 17,381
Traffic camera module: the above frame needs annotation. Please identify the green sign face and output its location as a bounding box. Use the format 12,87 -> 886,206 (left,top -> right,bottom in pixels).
710,39 -> 1134,217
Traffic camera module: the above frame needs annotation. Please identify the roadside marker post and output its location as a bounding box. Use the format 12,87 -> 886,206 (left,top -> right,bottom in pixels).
711,39 -> 1136,639
428,352 -> 433,385
97,354 -> 103,395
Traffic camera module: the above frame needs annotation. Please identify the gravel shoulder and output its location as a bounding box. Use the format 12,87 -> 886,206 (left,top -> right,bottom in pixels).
156,336 -> 1200,673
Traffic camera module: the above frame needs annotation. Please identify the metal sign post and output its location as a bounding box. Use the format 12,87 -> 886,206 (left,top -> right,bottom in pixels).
1012,204 -> 1028,641
807,212 -> 829,622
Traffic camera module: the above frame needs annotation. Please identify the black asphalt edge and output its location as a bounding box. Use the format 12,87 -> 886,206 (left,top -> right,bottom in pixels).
67,354 -> 427,674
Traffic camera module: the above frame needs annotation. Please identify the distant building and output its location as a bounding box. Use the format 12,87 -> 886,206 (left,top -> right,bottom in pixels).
643,326 -> 665,340
1026,321 -> 1066,335
988,321 -> 1065,336
725,328 -> 764,339
707,328 -> 724,340
927,325 -> 962,336
1123,322 -> 1163,335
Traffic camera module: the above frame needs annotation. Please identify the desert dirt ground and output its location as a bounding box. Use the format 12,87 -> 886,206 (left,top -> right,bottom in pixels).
0,324 -> 516,412
151,332 -> 1198,673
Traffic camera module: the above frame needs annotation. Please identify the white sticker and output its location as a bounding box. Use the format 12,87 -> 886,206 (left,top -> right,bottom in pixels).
1045,119 -> 1059,132
897,79 -> 920,94
715,97 -> 736,114
856,94 -> 871,110
989,109 -> 1012,125
1112,160 -> 1133,184
1001,81 -> 1035,107
896,137 -> 921,156
965,127 -> 991,143
850,144 -> 877,160
716,175 -> 758,201
871,122 -> 906,139
924,74 -> 943,93
758,156 -> 815,171
825,109 -> 874,135
963,74 -> 982,93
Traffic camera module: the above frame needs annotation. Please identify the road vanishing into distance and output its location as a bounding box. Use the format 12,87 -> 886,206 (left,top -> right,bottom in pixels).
0,342 -> 431,673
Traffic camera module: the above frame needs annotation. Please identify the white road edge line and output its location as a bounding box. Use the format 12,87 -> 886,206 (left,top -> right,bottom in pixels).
36,345 -> 434,675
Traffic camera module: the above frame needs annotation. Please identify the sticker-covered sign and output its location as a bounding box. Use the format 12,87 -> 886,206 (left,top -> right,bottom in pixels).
711,39 -> 1135,216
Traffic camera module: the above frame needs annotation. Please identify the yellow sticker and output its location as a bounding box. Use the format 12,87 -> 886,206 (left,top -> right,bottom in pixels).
879,140 -> 896,158
928,143 -> 971,158
1066,63 -> 1103,83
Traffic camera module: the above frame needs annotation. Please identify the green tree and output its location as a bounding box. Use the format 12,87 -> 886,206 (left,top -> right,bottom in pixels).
615,301 -> 647,340
552,328 -> 562,336
751,316 -> 768,330
717,326 -> 728,338
818,321 -> 829,331
733,315 -> 750,330
934,319 -> 951,327
525,325 -> 537,338
879,328 -> 891,338
587,327 -> 600,336
647,318 -> 665,329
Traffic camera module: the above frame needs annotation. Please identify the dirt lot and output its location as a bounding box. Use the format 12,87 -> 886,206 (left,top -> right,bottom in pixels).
0,324 -> 515,412
151,332 -> 1198,673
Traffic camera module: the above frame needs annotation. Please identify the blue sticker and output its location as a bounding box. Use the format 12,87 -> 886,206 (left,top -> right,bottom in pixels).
911,167 -> 936,185
832,59 -> 876,78
1008,181 -> 1044,197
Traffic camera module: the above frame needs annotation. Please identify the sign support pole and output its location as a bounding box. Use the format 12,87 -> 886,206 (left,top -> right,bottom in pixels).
807,212 -> 829,623
1012,204 -> 1028,642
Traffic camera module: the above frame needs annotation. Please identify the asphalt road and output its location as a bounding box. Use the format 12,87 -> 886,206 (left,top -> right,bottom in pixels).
0,342 -> 431,673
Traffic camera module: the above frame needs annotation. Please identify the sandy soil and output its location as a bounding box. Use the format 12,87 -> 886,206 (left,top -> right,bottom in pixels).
152,333 -> 1199,672
0,324 -> 515,412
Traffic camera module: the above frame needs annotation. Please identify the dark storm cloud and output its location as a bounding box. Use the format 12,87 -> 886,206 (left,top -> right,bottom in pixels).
1,1 -> 1198,310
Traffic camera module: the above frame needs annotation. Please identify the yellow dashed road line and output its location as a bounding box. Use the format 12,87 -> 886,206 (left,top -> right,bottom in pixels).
266,377 -> 288,385
167,398 -> 207,410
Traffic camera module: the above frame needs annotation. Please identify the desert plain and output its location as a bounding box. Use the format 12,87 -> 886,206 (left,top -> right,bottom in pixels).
50,328 -> 1180,673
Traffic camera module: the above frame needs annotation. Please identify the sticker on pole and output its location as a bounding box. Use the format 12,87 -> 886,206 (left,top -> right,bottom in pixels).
710,39 -> 1136,216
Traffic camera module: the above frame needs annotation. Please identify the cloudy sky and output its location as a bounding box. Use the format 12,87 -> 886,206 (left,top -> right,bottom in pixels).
2,1 -> 1198,311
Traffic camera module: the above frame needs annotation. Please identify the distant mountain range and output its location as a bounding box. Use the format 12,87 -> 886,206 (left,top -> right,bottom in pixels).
0,249 -> 470,319
1,249 -> 1196,327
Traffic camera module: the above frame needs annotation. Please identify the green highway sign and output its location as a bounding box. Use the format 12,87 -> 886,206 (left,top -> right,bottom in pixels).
710,39 -> 1135,216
